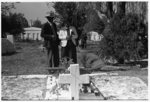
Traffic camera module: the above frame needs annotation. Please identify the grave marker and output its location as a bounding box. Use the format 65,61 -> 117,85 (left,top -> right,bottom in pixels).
58,64 -> 89,100
7,35 -> 14,44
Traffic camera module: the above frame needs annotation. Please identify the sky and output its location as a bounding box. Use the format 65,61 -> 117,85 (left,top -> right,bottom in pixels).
11,2 -> 55,24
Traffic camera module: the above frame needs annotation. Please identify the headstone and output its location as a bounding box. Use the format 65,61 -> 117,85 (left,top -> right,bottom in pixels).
7,35 -> 14,44
58,64 -> 90,100
2,38 -> 16,55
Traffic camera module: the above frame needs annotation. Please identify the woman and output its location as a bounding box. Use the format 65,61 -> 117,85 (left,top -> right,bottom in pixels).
58,23 -> 78,63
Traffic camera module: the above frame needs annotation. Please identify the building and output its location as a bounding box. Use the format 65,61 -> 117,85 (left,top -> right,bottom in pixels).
87,31 -> 103,41
21,27 -> 42,40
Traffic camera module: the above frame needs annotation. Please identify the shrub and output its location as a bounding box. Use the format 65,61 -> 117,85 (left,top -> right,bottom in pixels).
99,13 -> 147,64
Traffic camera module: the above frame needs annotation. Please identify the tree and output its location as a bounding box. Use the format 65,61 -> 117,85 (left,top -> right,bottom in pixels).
2,2 -> 29,37
53,2 -> 77,26
2,12 -> 29,37
1,2 -> 15,37
32,19 -> 42,28
9,13 -> 29,35
76,2 -> 113,34
87,2 -> 148,63
53,2 -> 87,39
83,9 -> 105,34
117,2 -> 126,14
99,13 -> 146,64
52,2 -> 148,63
2,15 -> 10,37
1,2 -> 15,16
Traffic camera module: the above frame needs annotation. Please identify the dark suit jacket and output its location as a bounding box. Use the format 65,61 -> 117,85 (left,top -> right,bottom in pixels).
41,22 -> 60,48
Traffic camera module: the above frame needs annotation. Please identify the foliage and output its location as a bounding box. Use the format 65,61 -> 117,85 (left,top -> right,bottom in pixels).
84,9 -> 105,34
2,15 -> 10,37
53,2 -> 107,37
53,2 -> 77,26
75,4 -> 87,37
2,13 -> 29,37
10,13 -> 28,34
76,2 -> 107,35
53,3 -> 88,36
1,2 -> 15,16
99,13 -> 147,64
53,2 -> 148,64
32,19 -> 42,28
1,3 -> 28,37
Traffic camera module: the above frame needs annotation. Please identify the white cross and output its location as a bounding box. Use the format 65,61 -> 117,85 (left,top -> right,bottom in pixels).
58,64 -> 89,100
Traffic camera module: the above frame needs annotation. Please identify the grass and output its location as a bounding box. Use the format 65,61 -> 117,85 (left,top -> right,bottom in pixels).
2,41 -> 48,76
2,41 -> 148,85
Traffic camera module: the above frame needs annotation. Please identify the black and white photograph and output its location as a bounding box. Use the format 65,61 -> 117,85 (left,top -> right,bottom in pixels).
1,1 -> 148,101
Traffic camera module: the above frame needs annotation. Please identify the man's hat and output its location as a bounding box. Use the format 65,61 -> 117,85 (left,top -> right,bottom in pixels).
45,12 -> 55,19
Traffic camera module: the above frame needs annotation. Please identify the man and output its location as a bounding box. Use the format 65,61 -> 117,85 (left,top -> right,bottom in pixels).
80,33 -> 87,49
41,13 -> 60,67
58,23 -> 78,63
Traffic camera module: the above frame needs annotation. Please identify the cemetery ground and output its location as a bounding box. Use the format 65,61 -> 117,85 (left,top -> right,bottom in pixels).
2,41 -> 148,100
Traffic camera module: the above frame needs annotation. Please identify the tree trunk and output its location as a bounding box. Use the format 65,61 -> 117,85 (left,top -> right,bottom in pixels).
117,2 -> 126,14
106,2 -> 113,19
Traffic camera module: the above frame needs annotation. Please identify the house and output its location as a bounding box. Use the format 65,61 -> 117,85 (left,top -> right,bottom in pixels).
87,31 -> 103,41
21,27 -> 42,40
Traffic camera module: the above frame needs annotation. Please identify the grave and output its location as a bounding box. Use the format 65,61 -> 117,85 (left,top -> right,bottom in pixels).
58,64 -> 90,100
2,38 -> 16,55
45,64 -> 148,100
2,75 -> 47,100
7,35 -> 14,44
91,75 -> 148,100
2,64 -> 148,100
